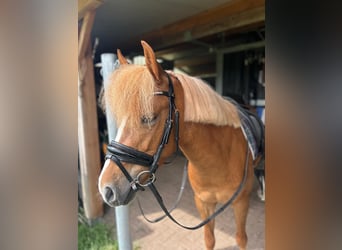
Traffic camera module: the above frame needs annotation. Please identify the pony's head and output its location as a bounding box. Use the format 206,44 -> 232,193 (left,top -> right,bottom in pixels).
98,41 -> 179,206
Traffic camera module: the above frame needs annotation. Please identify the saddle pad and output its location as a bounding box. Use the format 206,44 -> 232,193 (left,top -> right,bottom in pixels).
224,97 -> 265,160
240,112 -> 259,160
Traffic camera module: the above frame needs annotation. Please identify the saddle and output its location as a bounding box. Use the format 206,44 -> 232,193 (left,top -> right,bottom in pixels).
225,97 -> 265,201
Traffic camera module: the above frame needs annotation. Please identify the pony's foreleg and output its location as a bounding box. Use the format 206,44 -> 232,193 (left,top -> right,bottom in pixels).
232,196 -> 250,250
194,195 -> 217,250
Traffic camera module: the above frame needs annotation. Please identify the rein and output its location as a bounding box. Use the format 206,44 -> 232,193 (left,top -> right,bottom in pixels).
105,72 -> 249,229
137,159 -> 188,223
148,143 -> 249,230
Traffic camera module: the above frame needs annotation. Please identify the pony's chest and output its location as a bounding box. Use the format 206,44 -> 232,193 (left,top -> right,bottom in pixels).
189,176 -> 233,203
193,188 -> 235,204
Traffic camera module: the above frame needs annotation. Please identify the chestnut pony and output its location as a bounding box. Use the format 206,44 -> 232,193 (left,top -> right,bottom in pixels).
98,41 -> 262,250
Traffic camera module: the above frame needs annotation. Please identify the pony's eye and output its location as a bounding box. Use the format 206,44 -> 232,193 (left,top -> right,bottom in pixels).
141,115 -> 157,125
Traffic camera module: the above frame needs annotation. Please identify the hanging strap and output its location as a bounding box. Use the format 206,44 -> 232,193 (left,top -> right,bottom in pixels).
137,160 -> 188,223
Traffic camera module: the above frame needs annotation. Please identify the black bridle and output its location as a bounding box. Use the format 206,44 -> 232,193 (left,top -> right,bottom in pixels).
105,73 -> 179,200
105,72 -> 249,230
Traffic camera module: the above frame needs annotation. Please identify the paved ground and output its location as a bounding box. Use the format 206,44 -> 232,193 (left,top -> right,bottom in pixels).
103,156 -> 265,250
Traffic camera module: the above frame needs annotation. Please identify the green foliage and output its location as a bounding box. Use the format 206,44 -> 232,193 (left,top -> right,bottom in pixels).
78,222 -> 118,250
78,207 -> 139,250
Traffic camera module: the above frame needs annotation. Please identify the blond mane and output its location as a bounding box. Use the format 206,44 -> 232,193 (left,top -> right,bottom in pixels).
168,71 -> 241,128
104,64 -> 240,128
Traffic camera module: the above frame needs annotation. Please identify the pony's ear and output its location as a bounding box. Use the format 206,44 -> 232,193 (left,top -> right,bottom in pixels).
141,40 -> 165,83
117,49 -> 128,65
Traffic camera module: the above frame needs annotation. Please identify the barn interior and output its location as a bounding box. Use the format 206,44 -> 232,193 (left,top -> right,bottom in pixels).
87,0 -> 265,105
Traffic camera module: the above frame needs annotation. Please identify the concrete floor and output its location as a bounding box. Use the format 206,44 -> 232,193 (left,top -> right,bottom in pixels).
103,156 -> 265,250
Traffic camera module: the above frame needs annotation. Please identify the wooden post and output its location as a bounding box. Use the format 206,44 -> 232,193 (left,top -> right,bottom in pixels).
78,10 -> 103,220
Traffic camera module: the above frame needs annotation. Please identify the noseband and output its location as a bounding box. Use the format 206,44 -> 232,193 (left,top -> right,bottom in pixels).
105,73 -> 179,198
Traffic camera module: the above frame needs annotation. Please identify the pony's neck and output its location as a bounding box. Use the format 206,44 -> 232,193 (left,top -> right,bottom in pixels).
172,73 -> 245,170
179,122 -> 245,169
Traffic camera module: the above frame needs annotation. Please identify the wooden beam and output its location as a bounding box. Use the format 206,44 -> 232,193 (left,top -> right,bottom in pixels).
188,7 -> 264,43
136,0 -> 265,50
157,46 -> 209,61
78,9 -> 103,220
180,64 -> 216,79
78,49 -> 103,220
175,55 -> 215,67
78,0 -> 104,20
155,43 -> 197,58
79,11 -> 96,60
218,40 -> 265,54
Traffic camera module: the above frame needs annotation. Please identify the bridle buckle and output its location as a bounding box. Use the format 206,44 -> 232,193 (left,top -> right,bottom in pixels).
135,170 -> 156,187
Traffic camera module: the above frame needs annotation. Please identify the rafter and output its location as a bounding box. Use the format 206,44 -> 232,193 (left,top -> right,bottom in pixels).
78,0 -> 104,20
130,0 -> 265,50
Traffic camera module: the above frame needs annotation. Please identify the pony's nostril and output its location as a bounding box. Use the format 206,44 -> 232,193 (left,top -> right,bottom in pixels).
104,186 -> 116,203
